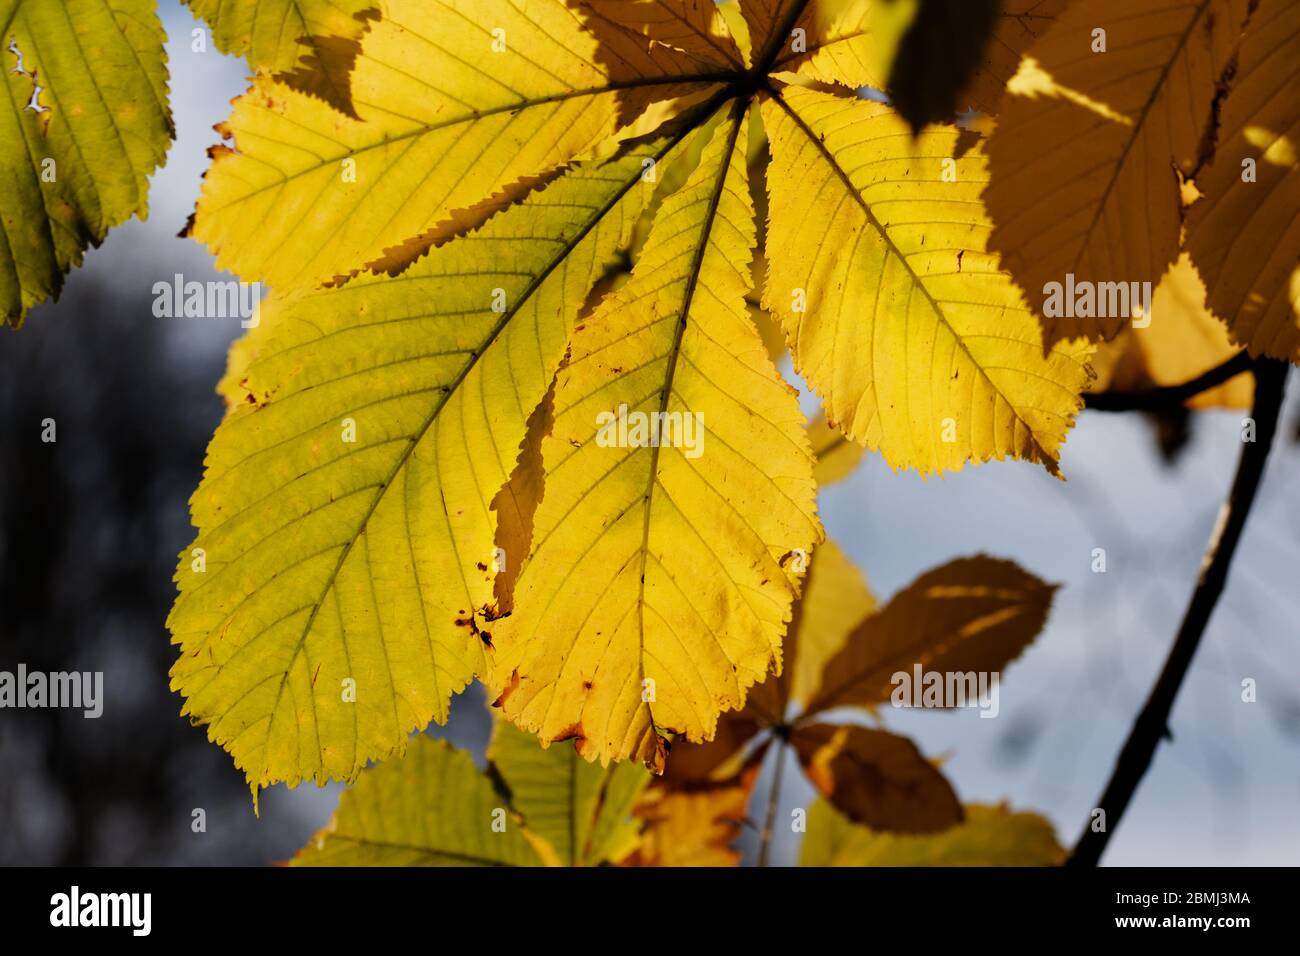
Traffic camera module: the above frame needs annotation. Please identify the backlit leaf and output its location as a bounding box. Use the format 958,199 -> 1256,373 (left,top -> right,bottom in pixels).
801,800 -> 1065,865
292,735 -> 543,866
625,780 -> 753,866
791,722 -> 963,832
808,414 -> 866,486
1185,0 -> 1300,361
183,0 -> 379,118
170,141 -> 672,792
1,0 -> 172,327
581,0 -> 744,69
487,717 -> 648,866
886,0 -> 1001,131
1090,255 -> 1253,409
804,555 -> 1054,716
787,538 -> 875,709
762,85 -> 1093,476
957,0 -> 1070,117
984,0 -> 1253,342
187,0 -> 732,291
491,107 -> 822,770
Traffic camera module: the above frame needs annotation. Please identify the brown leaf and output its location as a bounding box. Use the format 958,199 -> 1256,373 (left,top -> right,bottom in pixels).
661,712 -> 767,787
805,555 -> 1055,716
791,723 -> 963,833
626,755 -> 763,866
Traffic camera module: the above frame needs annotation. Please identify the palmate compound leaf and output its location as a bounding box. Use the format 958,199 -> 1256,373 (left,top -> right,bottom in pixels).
657,550 -> 1052,833
183,1 -> 380,119
186,0 -> 741,292
761,85 -> 1093,476
1185,0 -> 1300,362
983,0 -> 1256,344
803,554 -> 1056,717
490,105 -> 823,771
0,0 -> 172,327
800,800 -> 1064,866
169,136 -> 684,793
176,1 -> 1095,789
292,720 -> 649,866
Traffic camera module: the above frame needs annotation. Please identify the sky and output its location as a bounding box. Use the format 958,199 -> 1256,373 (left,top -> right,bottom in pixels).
20,0 -> 1300,867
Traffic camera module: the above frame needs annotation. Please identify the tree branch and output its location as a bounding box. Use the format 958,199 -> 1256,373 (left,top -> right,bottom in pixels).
1068,356 -> 1289,867
757,736 -> 789,867
1084,351 -> 1252,412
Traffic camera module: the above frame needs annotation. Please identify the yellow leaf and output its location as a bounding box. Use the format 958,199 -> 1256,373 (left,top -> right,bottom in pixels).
984,0 -> 1253,342
1,0 -> 172,326
491,106 -> 822,770
716,1 -> 753,65
291,735 -> 543,866
1186,0 -> 1300,361
791,723 -> 963,832
487,718 -> 649,866
808,414 -> 865,486
184,0 -> 378,118
188,0 -> 732,291
787,538 -> 875,708
804,555 -> 1055,716
776,0 -> 917,92
1090,255 -> 1253,409
581,1 -> 745,69
625,757 -> 762,866
801,800 -> 1065,866
656,535 -> 873,780
169,140 -> 673,792
762,85 -> 1093,476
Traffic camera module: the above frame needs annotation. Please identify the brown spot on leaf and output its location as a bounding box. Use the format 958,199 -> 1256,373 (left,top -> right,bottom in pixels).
492,669 -> 522,709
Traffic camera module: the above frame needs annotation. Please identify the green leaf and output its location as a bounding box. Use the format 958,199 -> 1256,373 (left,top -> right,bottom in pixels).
801,799 -> 1065,866
184,0 -> 380,119
292,735 -> 543,866
1,0 -> 172,326
487,718 -> 649,866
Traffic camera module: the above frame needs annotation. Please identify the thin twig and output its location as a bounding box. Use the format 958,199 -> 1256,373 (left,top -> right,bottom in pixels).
1068,356 -> 1289,867
1084,351 -> 1252,412
757,735 -> 789,867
